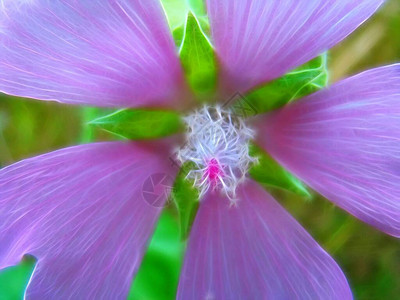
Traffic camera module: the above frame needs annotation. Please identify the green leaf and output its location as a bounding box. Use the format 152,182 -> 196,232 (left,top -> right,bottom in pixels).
179,12 -> 217,100
88,109 -> 183,140
0,255 -> 36,299
246,53 -> 329,114
249,143 -> 311,198
171,162 -> 200,240
129,211 -> 184,300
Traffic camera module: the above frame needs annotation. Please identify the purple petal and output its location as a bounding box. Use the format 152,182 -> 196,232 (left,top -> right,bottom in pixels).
177,180 -> 351,299
0,1 -> 184,107
0,142 -> 177,298
257,64 -> 400,237
207,0 -> 383,93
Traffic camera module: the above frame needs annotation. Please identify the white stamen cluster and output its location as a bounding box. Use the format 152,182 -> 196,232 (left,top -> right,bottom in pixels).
177,105 -> 256,202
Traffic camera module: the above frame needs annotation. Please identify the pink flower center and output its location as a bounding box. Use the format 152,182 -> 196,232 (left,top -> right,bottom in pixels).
205,158 -> 223,183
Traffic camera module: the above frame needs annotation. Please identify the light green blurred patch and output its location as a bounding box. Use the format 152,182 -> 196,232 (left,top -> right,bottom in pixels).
187,0 -> 206,16
0,255 -> 36,299
88,109 -> 183,140
245,53 -> 329,114
160,0 -> 190,30
0,95 -> 80,166
160,0 -> 207,29
129,210 -> 184,300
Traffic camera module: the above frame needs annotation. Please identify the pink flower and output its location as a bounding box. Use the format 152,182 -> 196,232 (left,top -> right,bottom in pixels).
0,0 -> 398,299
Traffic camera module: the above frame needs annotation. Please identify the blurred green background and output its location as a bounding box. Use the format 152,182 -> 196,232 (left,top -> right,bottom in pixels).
1,0 -> 400,299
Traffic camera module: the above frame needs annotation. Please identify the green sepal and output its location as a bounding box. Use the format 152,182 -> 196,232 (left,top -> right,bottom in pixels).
0,255 -> 36,299
249,143 -> 311,198
246,53 -> 329,114
179,12 -> 217,100
88,109 -> 183,140
171,162 -> 200,240
129,210 -> 184,300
